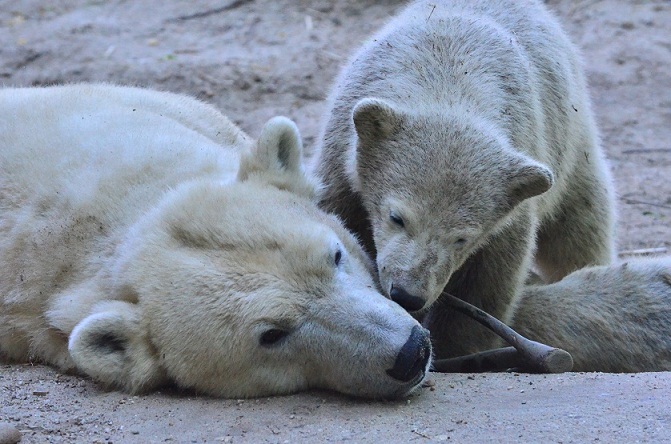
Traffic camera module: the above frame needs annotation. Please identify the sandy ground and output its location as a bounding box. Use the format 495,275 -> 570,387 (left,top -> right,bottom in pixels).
0,0 -> 670,442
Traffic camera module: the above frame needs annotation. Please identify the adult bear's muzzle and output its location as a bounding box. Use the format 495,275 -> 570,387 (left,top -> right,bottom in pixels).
386,325 -> 431,383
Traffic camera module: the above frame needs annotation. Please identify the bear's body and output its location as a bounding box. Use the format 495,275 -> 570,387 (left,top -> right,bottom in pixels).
0,84 -> 431,398
313,0 -> 617,358
514,257 -> 671,372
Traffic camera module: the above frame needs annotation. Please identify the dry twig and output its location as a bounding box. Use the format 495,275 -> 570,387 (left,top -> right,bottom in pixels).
432,294 -> 573,373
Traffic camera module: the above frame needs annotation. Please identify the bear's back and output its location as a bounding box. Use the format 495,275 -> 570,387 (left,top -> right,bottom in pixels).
0,85 -> 242,227
0,85 -> 244,360
317,0 -> 596,217
335,0 -> 581,120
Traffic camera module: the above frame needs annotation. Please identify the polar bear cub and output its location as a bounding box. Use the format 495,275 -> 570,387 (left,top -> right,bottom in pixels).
314,0 -> 616,358
0,84 -> 431,399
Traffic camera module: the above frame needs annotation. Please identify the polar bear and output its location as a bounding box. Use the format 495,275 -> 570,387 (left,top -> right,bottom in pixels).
0,84 -> 431,399
313,0 -> 618,358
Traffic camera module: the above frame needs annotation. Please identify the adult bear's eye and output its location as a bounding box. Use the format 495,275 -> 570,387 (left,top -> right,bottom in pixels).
389,211 -> 405,228
260,329 -> 290,347
334,249 -> 343,267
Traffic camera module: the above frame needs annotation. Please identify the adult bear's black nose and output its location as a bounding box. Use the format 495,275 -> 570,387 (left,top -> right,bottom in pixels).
390,285 -> 425,312
386,326 -> 431,382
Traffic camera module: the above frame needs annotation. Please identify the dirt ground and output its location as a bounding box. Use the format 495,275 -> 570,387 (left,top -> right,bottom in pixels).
0,0 -> 670,442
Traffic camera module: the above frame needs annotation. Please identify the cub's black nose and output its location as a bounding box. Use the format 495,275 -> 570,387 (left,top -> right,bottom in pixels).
390,285 -> 425,312
386,326 -> 431,382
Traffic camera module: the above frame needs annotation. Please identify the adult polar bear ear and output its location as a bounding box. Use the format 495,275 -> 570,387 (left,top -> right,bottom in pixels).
68,301 -> 167,394
237,116 -> 320,200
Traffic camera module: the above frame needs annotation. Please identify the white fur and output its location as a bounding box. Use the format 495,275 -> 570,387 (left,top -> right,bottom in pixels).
0,84 -> 430,398
314,0 -> 618,358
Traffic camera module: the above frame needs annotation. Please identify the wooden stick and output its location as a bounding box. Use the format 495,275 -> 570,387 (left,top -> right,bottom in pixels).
432,346 -> 523,373
432,294 -> 573,373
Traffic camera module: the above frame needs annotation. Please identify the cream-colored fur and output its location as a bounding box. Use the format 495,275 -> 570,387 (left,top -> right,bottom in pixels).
313,0 -> 625,359
514,258 -> 671,372
0,84 -> 431,398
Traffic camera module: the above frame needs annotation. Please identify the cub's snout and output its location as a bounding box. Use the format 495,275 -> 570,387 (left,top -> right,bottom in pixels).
390,285 -> 427,312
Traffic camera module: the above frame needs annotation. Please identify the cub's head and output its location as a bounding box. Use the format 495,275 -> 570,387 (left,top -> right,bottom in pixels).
68,116 -> 431,399
349,98 -> 553,312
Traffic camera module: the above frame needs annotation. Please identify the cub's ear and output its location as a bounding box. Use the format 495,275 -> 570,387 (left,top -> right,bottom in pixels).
352,98 -> 404,143
348,98 -> 405,190
68,301 -> 166,394
237,116 -> 320,199
505,158 -> 554,207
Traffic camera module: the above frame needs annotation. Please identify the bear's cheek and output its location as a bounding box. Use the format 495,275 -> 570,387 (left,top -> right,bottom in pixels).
375,233 -> 411,272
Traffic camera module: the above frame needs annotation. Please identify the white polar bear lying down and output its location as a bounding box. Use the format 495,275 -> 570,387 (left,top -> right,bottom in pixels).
0,84 -> 431,399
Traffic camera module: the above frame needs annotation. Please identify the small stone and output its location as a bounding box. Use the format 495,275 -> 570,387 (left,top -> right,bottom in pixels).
421,379 -> 435,389
0,422 -> 21,444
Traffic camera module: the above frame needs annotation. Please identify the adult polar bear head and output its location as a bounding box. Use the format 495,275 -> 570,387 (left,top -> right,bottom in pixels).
0,84 -> 430,399
67,116 -> 431,399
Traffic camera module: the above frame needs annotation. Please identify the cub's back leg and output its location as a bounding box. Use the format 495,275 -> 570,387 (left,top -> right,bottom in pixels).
513,258 -> 671,372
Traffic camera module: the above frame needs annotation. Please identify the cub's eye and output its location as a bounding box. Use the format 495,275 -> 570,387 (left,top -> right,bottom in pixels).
259,329 -> 290,347
389,211 -> 405,228
455,238 -> 467,247
334,249 -> 343,267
